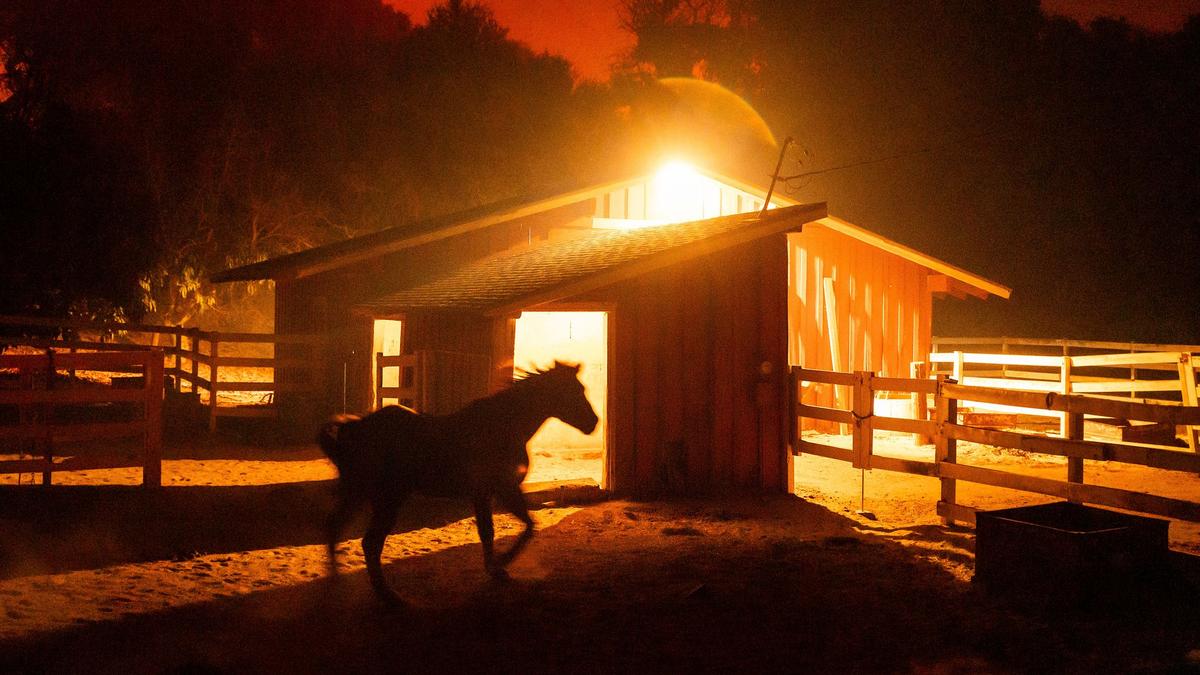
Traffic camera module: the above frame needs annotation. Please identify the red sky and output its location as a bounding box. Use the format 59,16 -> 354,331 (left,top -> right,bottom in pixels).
386,1 -> 1200,82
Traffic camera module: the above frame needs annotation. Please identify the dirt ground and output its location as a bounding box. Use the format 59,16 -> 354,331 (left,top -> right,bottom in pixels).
2,432 -> 1199,673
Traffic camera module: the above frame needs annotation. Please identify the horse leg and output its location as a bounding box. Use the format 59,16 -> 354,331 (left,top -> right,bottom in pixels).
493,486 -> 535,569
472,494 -> 506,581
325,490 -> 359,578
363,498 -> 405,606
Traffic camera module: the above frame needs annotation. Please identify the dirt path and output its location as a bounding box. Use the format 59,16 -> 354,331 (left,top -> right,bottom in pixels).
1,435 -> 1198,673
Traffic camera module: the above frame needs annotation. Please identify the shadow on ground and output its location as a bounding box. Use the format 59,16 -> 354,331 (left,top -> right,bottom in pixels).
0,483 -> 470,579
3,495 -> 1198,673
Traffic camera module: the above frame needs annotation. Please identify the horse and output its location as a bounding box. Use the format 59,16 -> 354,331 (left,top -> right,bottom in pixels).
317,360 -> 599,605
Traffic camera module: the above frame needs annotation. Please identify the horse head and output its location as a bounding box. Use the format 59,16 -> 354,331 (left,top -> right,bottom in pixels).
538,360 -> 599,435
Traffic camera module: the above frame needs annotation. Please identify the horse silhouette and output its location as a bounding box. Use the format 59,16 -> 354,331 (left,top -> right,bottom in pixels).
317,361 -> 599,605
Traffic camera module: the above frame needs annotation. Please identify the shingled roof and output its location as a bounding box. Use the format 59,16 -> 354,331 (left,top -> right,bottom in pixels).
354,202 -> 829,316
211,174 -> 641,283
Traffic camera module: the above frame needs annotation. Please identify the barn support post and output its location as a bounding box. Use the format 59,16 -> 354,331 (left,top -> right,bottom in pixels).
934,375 -> 959,526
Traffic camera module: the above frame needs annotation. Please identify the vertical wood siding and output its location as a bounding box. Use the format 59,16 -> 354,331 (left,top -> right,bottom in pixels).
787,225 -> 933,425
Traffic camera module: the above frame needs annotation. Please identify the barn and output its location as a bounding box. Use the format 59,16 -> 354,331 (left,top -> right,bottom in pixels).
213,162 -> 1009,496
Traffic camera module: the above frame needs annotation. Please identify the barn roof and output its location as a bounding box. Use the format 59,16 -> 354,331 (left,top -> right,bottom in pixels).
210,175 -> 642,283
212,165 -> 1009,300
355,202 -> 828,317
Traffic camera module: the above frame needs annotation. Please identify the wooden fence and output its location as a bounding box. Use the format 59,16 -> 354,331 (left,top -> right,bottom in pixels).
0,315 -> 324,431
0,350 -> 162,486
925,337 -> 1200,451
793,366 -> 1200,527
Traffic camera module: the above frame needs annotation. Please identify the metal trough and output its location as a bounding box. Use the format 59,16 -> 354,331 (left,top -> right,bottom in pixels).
975,501 -> 1169,606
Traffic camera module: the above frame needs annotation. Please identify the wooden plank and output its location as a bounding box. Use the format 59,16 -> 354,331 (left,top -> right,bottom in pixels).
873,415 -> 936,436
1179,353 -> 1199,453
872,375 -> 937,394
870,453 -> 937,477
610,296 -> 636,492
731,243 -> 762,488
933,335 -> 1200,353
213,407 -> 278,418
683,268 -> 713,492
961,376 -> 1059,392
659,266 -> 686,492
937,462 -> 1200,522
928,352 -> 1063,367
797,403 -> 853,425
943,383 -> 1200,425
633,278 -> 661,493
1071,351 -> 1184,367
794,367 -> 855,387
944,423 -> 1200,472
756,236 -> 789,492
1072,379 -> 1183,394
795,438 -> 854,462
212,356 -> 308,369
711,263 -> 736,490
823,277 -> 847,433
936,500 -> 978,526
0,389 -> 148,405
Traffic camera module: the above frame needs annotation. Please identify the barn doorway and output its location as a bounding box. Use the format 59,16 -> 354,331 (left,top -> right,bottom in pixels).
513,311 -> 608,488
372,319 -> 403,407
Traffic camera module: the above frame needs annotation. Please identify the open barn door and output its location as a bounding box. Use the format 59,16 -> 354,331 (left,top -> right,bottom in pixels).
513,311 -> 608,489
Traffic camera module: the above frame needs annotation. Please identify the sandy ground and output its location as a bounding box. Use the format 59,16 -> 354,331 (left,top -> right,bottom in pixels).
2,432 -> 1199,673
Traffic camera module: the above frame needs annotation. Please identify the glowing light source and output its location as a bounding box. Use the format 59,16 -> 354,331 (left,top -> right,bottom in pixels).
648,161 -> 707,224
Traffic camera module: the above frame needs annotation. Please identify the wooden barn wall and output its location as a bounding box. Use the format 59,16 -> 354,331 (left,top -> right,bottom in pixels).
786,225 -> 932,419
588,234 -> 790,496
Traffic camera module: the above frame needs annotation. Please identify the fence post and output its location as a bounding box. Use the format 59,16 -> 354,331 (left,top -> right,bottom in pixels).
934,374 -> 958,526
1178,353 -> 1198,453
952,350 -> 964,383
852,371 -> 874,469
208,334 -> 220,432
189,328 -> 200,394
1059,355 -> 1073,438
143,353 -> 163,488
41,349 -> 55,486
375,351 -> 384,410
1066,411 -> 1084,502
172,332 -> 182,392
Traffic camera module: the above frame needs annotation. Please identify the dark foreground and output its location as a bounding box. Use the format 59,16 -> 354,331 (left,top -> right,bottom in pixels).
2,489 -> 1199,674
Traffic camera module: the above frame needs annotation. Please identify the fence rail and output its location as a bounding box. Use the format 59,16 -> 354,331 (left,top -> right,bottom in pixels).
923,339 -> 1200,451
0,350 -> 162,486
0,314 -> 324,431
792,366 -> 1200,527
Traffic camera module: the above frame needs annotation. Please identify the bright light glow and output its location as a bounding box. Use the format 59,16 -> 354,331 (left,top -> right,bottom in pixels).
648,161 -> 707,223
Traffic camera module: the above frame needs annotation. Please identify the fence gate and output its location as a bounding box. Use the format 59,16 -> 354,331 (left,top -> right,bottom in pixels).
375,350 -> 491,414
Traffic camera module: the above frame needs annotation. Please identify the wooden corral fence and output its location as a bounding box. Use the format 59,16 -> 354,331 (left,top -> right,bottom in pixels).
0,315 -> 324,431
793,367 -> 1200,527
376,350 -> 491,414
926,337 -> 1200,451
0,350 -> 162,486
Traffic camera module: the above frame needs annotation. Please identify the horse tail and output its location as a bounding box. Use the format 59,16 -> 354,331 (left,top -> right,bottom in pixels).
317,414 -> 360,473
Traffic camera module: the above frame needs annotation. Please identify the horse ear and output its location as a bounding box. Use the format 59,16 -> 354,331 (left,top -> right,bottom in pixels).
553,360 -> 581,374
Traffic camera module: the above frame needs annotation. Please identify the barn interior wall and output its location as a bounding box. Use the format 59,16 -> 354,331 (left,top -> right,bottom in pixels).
787,226 -> 933,418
